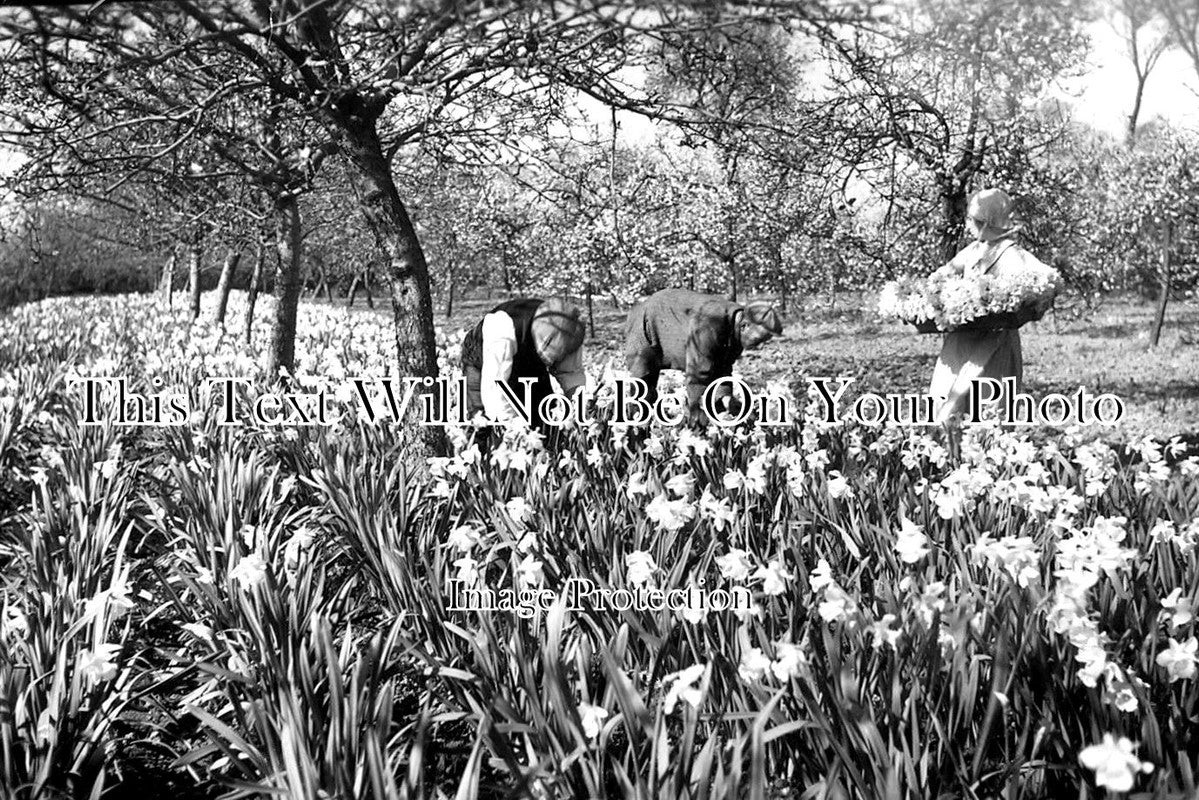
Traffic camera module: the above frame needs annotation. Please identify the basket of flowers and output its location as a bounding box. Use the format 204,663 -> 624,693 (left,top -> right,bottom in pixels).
877,259 -> 1061,334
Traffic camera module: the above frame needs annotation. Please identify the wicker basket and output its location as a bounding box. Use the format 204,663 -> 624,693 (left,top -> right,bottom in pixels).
907,299 -> 1053,335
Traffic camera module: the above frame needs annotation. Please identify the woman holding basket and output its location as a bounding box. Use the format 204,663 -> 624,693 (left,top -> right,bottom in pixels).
928,188 -> 1054,425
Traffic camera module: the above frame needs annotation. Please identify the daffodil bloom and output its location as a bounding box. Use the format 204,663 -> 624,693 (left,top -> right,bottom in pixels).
1155,637 -> 1198,682
229,553 -> 268,590
770,642 -> 808,681
448,524 -> 483,552
625,551 -> 658,586
825,470 -> 852,499
644,493 -> 695,532
504,496 -> 533,526
517,554 -> 544,589
818,584 -> 855,623
678,588 -> 707,624
737,647 -> 772,683
662,664 -> 706,714
1149,518 -> 1177,545
665,472 -> 695,498
804,449 -> 829,470
753,560 -> 793,596
1078,734 -> 1153,793
1160,588 -> 1194,630
723,469 -> 748,491
644,436 -> 664,458
578,703 -> 608,739
809,558 -> 834,594
698,489 -> 737,533
453,556 -> 480,585
870,614 -> 902,650
715,548 -> 753,581
914,581 -> 946,627
585,446 -> 603,467
1075,643 -> 1108,688
77,643 -> 121,687
894,516 -> 930,564
1,605 -> 28,641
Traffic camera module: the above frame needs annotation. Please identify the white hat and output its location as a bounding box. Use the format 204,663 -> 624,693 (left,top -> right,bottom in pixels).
968,188 -> 1020,241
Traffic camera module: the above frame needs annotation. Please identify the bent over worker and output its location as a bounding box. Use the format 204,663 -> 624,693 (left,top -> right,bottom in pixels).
460,297 -> 586,431
623,288 -> 782,423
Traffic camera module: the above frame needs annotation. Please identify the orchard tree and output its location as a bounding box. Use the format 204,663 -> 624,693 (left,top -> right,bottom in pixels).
4,0 -> 871,460
1099,130 -> 1199,345
1,6 -> 339,375
646,21 -> 837,299
1153,0 -> 1199,79
821,0 -> 1091,262
1110,0 -> 1170,144
173,0 -> 865,459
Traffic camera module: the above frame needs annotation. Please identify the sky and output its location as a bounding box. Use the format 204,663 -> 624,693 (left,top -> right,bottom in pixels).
1063,19 -> 1199,137
577,19 -> 1199,147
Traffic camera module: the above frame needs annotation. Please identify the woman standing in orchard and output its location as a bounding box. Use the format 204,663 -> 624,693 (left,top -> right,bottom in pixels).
928,188 -> 1054,425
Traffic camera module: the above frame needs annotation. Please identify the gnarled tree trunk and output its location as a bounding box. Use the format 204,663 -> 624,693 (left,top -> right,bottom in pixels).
266,194 -> 302,379
939,177 -> 969,263
335,112 -> 443,457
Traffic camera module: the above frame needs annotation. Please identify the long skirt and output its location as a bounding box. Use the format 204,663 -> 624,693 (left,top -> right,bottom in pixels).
929,329 -> 1023,424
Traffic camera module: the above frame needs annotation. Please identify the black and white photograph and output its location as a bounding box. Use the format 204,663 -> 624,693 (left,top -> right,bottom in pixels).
1,0 -> 1198,797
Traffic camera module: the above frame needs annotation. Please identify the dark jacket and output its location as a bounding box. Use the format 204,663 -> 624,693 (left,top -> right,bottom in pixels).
624,289 -> 744,410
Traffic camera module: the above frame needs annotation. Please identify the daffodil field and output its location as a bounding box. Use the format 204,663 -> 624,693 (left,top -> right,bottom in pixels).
2,291 -> 1199,799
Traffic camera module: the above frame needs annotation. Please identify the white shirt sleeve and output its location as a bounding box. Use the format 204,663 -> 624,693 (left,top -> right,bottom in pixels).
549,346 -> 585,397
479,311 -> 520,423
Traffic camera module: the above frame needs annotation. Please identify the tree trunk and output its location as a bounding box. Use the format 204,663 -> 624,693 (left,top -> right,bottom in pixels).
347,273 -> 361,307
266,194 -> 303,379
323,276 -> 334,303
939,179 -> 969,262
501,246 -> 513,294
160,248 -> 176,307
215,250 -> 241,326
445,265 -> 454,318
335,113 -> 443,457
1127,77 -> 1147,146
364,267 -> 374,309
586,281 -> 595,339
187,242 -> 203,321
244,242 -> 264,346
1149,219 -> 1172,348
